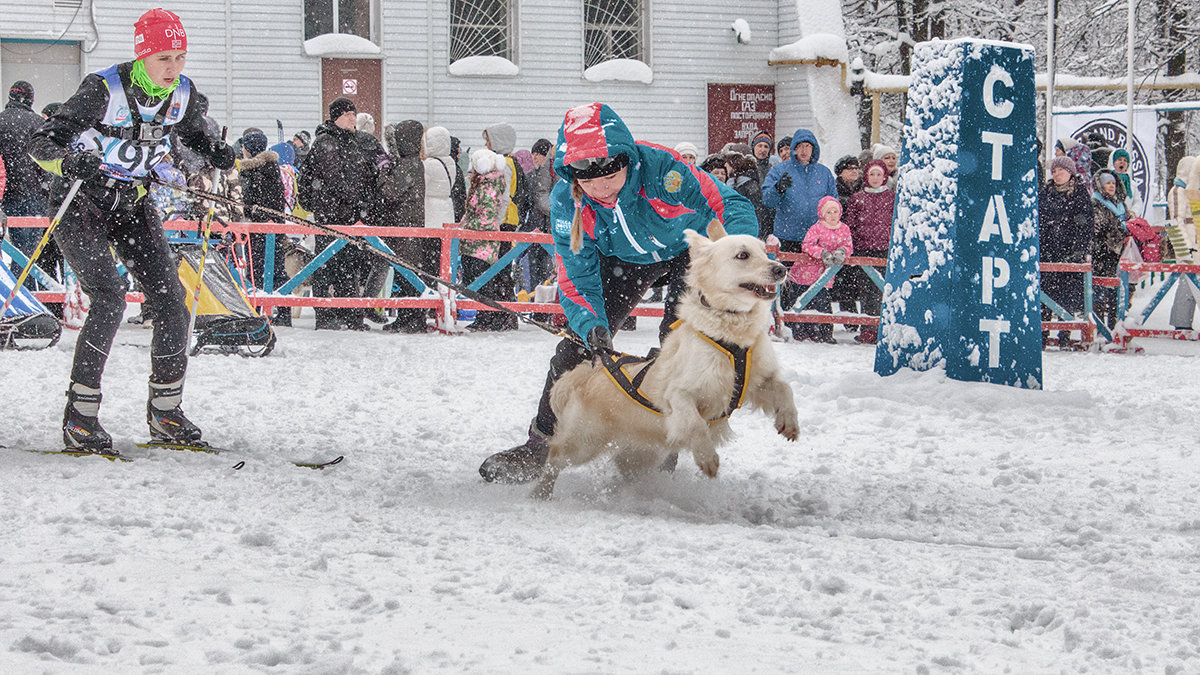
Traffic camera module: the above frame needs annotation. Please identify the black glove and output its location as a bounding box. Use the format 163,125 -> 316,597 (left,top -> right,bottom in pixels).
774,173 -> 793,194
831,248 -> 847,266
209,142 -> 236,170
586,325 -> 613,355
821,250 -> 834,267
61,151 -> 103,182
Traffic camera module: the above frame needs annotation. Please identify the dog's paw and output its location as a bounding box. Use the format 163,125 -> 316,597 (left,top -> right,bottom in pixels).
776,413 -> 799,441
692,448 -> 720,478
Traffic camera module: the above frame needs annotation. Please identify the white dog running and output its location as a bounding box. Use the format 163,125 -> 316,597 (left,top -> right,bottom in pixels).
534,221 -> 800,499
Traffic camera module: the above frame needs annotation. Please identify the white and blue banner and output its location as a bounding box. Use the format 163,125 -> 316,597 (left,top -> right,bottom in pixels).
1052,107 -> 1157,219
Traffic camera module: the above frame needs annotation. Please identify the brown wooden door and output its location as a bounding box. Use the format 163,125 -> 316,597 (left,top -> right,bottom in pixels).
320,58 -> 382,139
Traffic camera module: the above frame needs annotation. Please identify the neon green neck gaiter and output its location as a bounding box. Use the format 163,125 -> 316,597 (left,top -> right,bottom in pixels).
131,59 -> 179,101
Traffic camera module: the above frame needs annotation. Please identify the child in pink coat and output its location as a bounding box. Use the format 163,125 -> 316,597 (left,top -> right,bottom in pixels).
781,195 -> 854,342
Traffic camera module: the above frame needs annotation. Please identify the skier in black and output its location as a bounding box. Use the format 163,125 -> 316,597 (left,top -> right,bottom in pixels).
28,8 -> 235,455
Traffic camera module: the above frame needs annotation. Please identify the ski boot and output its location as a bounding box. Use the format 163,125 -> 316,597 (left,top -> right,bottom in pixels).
479,422 -> 550,484
147,378 -> 203,445
63,383 -> 116,455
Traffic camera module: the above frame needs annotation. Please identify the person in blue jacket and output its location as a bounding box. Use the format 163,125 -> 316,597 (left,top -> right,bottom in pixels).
761,129 -> 837,249
479,102 -> 759,484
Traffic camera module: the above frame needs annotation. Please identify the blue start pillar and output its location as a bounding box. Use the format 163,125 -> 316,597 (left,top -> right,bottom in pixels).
874,39 -> 1043,390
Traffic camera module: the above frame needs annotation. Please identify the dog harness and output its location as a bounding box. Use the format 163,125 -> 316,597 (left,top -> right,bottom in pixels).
599,319 -> 751,421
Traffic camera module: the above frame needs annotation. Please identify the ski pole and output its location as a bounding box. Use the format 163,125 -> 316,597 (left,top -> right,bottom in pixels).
1,178 -> 83,318
186,129 -> 227,340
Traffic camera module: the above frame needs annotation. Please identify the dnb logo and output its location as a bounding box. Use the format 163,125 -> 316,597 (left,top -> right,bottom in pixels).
1072,119 -> 1149,215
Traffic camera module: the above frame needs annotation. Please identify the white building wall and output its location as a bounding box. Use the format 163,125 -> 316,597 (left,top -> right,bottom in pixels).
772,0 -> 818,148
1,0 -> 834,157
0,0 -> 97,43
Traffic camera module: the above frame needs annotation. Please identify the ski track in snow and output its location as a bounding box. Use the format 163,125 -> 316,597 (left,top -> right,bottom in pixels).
1,305 -> 1198,673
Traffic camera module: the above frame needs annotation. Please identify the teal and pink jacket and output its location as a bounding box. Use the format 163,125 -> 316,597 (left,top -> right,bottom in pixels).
549,103 -> 758,339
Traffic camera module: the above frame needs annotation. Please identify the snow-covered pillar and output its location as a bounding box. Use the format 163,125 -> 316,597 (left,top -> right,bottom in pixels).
769,1 -> 860,164
874,40 -> 1043,390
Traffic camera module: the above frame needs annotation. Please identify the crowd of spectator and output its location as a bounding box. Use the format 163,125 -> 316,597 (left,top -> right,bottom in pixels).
1,78 -> 1196,344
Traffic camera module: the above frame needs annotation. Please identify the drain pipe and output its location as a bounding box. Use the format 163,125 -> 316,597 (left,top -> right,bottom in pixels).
225,0 -> 234,126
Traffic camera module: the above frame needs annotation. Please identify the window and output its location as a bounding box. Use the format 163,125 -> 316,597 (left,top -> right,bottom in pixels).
450,0 -> 513,63
584,0 -> 646,69
305,0 -> 373,42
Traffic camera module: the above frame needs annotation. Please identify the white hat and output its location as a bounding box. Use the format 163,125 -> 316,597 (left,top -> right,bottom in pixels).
674,141 -> 699,158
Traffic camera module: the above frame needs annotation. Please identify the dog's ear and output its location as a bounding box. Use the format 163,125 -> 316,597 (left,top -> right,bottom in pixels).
706,219 -> 728,241
683,228 -> 710,250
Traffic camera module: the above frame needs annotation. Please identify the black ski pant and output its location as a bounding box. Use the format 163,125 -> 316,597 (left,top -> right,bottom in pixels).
532,250 -> 690,437
52,180 -> 190,390
365,235 -> 439,328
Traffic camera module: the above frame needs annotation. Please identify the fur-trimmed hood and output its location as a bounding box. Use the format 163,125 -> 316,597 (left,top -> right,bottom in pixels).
239,150 -> 279,172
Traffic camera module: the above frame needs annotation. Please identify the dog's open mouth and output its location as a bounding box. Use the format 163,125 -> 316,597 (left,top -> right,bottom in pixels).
740,282 -> 778,299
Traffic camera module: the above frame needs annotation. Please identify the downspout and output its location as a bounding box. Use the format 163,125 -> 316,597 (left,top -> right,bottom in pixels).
426,0 -> 434,124
224,0 -> 234,126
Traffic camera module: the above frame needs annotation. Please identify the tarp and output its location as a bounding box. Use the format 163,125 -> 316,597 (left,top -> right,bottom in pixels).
176,245 -> 259,320
1,261 -> 52,318
0,263 -> 61,350
175,245 -> 275,356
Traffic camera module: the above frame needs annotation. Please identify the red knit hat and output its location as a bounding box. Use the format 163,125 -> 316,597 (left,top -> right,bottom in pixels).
134,9 -> 187,60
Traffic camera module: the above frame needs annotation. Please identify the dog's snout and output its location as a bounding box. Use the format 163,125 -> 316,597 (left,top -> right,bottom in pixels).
770,262 -> 787,280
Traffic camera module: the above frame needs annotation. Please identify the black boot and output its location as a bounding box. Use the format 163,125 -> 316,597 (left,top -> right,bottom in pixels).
271,307 -> 292,327
147,379 -> 203,444
479,422 -> 550,484
63,383 -> 115,455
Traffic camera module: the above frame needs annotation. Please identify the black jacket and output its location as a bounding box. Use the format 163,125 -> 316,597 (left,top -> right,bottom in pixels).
297,121 -> 382,224
451,161 -> 466,222
1037,176 -> 1093,264
239,150 -> 285,221
28,62 -> 220,188
0,100 -> 50,206
376,120 -> 425,228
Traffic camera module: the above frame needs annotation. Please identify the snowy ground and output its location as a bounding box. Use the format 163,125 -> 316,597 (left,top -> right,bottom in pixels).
2,292 -> 1199,673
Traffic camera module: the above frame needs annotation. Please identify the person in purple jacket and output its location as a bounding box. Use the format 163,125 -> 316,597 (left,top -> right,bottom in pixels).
478,102 -> 758,484
843,160 -> 896,344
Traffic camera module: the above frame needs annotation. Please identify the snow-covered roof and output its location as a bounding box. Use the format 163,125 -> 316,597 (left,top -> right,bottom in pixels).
858,69 -> 1200,93
768,33 -> 848,64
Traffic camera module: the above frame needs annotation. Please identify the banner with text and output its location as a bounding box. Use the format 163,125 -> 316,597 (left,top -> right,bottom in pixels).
707,84 -> 775,155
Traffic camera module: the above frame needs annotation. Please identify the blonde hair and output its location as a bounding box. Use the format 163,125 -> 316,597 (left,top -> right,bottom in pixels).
570,180 -> 584,253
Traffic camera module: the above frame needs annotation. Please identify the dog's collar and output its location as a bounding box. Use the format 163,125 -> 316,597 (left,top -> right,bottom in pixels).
699,292 -> 749,315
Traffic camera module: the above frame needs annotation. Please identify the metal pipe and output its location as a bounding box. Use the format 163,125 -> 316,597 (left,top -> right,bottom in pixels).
1046,0 -> 1056,175
1126,0 -> 1136,153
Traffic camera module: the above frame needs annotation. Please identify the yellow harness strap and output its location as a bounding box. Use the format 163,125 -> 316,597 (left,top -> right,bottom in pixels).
600,320 -> 751,421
